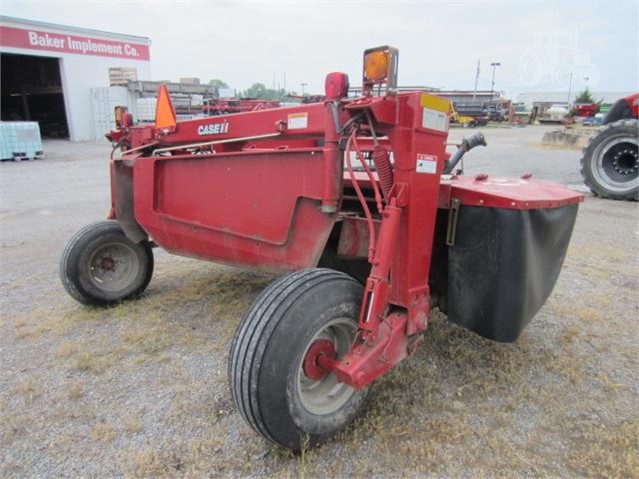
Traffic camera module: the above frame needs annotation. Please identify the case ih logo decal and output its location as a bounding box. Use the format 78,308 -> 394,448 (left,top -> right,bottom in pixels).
198,121 -> 229,136
0,26 -> 150,60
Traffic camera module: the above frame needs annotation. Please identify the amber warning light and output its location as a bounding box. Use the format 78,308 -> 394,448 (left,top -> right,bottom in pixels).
362,46 -> 398,96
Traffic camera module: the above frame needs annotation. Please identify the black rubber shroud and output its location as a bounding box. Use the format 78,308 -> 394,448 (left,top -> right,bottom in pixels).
430,203 -> 579,342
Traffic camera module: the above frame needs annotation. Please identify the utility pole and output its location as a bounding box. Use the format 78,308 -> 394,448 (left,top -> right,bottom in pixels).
567,72 -> 573,105
473,60 -> 480,100
490,62 -> 501,99
301,83 -> 308,96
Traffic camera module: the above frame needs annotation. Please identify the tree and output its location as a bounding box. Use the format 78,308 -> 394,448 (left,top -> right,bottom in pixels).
242,83 -> 268,98
574,88 -> 595,104
209,79 -> 229,89
240,83 -> 286,100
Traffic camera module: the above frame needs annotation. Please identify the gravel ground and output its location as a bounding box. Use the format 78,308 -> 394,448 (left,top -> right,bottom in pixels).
1,126 -> 637,478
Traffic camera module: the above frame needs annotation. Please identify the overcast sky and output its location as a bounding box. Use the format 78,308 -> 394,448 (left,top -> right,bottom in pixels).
3,1 -> 638,98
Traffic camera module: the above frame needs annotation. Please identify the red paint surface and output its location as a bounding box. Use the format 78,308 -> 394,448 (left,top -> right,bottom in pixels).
108,84 -> 584,391
0,25 -> 150,60
623,92 -> 639,117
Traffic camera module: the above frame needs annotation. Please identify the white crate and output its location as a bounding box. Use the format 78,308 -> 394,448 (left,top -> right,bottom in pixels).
0,122 -> 44,161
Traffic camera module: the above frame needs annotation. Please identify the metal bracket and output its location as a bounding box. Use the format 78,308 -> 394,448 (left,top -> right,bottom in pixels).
445,197 -> 461,246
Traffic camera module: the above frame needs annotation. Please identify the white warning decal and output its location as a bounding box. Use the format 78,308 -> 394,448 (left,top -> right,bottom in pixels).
287,112 -> 308,130
422,108 -> 448,132
416,154 -> 438,174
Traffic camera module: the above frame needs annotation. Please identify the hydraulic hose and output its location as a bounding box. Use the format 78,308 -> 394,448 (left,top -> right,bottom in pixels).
443,132 -> 487,174
345,132 -> 377,262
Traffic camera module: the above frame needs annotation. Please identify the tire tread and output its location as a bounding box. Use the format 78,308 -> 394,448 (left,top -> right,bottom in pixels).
59,220 -> 153,306
228,268 -> 359,444
579,118 -> 638,201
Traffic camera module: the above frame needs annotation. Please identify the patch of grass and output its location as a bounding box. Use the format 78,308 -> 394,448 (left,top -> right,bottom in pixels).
11,377 -> 42,404
0,413 -> 34,448
73,351 -> 119,374
574,306 -> 606,323
12,303 -> 106,341
565,420 -> 639,479
77,403 -> 97,421
90,421 -> 117,443
122,414 -> 143,434
64,380 -> 84,400
126,447 -> 186,478
57,341 -> 82,358
122,324 -> 173,355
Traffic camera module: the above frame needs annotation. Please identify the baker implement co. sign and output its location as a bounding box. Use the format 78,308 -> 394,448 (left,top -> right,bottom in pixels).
0,26 -> 150,60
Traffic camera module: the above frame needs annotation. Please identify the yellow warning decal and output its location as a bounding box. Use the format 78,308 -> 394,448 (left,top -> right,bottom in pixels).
420,93 -> 450,113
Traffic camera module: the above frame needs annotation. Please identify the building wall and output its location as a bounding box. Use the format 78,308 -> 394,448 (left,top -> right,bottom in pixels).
0,16 -> 151,141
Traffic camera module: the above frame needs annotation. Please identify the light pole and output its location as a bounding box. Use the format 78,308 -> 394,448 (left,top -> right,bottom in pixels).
567,72 -> 573,105
473,60 -> 480,101
583,77 -> 590,90
490,62 -> 501,99
301,83 -> 308,96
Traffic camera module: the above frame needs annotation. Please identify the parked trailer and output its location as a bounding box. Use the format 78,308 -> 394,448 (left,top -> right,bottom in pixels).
60,46 -> 583,450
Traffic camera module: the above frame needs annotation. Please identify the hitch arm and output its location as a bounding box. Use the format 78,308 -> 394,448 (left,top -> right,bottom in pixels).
318,197 -> 418,390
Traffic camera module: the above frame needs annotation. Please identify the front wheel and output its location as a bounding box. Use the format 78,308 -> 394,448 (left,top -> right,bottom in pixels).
228,268 -> 369,450
60,220 -> 154,306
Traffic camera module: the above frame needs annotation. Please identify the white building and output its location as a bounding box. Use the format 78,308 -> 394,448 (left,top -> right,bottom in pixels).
0,16 -> 152,141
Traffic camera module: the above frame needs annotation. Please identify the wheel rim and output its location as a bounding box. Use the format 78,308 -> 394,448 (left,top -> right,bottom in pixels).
88,242 -> 140,293
297,317 -> 357,416
592,135 -> 639,193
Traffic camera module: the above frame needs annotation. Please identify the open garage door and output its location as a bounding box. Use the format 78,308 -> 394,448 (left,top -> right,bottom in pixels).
1,53 -> 69,138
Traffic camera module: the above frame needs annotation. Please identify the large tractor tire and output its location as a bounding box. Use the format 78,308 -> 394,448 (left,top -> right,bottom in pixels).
580,119 -> 638,201
228,268 -> 369,450
60,220 -> 154,306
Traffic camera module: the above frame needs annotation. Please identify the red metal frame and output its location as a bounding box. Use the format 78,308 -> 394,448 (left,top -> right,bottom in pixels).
107,78 -> 582,391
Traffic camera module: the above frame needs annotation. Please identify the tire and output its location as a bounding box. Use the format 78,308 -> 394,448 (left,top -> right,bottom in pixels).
229,268 -> 369,450
60,220 -> 154,306
580,119 -> 638,201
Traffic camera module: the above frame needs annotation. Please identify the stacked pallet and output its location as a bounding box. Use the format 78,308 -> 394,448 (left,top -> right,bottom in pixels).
0,122 -> 44,161
109,67 -> 138,86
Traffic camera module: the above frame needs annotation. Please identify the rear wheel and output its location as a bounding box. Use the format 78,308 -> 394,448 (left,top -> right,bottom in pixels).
228,268 -> 368,450
60,220 -> 154,306
580,119 -> 638,201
